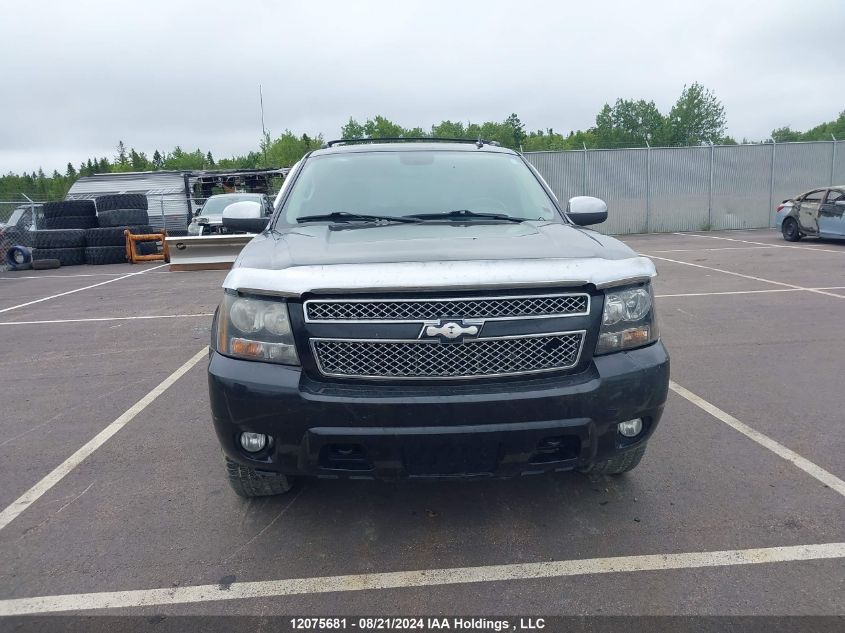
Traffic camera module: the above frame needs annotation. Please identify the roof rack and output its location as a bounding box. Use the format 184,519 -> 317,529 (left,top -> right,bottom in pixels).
321,137 -> 501,149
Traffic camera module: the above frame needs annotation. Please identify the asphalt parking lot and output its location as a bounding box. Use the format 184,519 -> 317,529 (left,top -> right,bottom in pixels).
0,229 -> 843,620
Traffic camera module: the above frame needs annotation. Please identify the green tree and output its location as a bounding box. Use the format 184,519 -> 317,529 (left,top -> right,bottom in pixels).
66,162 -> 77,179
665,83 -> 726,146
771,110 -> 845,142
264,130 -> 323,166
152,150 -> 164,170
363,115 -> 407,138
116,140 -> 129,169
129,149 -> 149,171
431,120 -> 467,138
504,113 -> 526,148
341,117 -> 366,139
594,99 -> 664,148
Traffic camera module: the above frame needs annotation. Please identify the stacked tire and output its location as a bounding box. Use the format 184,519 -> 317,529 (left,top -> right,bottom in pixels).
88,194 -> 153,265
32,201 -> 96,267
84,225 -> 155,265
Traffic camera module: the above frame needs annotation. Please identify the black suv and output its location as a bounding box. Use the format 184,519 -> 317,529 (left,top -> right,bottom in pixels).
208,139 -> 669,497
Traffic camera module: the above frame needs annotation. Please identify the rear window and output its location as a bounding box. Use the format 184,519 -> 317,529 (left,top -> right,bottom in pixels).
201,195 -> 261,216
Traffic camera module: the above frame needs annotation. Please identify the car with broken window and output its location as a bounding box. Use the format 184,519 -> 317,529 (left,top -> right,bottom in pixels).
207,139 -> 670,497
775,186 -> 845,241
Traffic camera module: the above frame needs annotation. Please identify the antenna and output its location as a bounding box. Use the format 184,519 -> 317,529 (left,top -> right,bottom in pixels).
259,84 -> 268,165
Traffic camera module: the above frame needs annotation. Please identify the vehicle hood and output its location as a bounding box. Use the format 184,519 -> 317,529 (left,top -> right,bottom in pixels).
241,222 -> 635,266
196,214 -> 223,225
226,222 -> 656,296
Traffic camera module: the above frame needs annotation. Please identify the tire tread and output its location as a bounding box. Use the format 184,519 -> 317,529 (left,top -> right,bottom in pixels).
225,457 -> 293,497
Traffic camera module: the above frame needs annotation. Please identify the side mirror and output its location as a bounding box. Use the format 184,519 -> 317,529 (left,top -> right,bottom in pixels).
222,201 -> 270,233
566,196 -> 608,226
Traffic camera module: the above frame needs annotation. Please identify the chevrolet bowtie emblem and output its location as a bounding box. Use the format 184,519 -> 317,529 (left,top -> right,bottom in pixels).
420,319 -> 484,342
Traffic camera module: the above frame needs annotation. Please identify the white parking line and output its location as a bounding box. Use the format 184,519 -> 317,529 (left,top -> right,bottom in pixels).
655,287 -> 845,298
0,272 -> 136,280
673,232 -> 845,254
649,246 -> 779,253
0,313 -> 214,326
0,347 -> 208,532
669,381 -> 845,497
646,255 -> 845,300
0,542 -> 841,614
0,264 -> 169,315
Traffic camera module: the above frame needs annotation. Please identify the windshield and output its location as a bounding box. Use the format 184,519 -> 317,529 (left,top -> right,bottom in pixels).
282,151 -> 559,223
200,195 -> 262,216
5,208 -> 26,226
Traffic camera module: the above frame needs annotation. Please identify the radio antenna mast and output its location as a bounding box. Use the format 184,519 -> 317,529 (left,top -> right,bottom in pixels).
259,84 -> 268,164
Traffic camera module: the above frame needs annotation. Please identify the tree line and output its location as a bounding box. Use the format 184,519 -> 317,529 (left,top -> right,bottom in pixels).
2,82 -> 843,202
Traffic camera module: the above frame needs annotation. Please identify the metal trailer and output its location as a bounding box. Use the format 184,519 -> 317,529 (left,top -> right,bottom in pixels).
66,171 -> 193,235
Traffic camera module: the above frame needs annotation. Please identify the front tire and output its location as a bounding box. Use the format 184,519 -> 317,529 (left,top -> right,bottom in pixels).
782,218 -> 802,242
225,456 -> 294,497
579,444 -> 647,476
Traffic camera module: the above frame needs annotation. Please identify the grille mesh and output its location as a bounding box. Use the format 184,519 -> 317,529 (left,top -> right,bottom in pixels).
313,333 -> 584,379
306,294 -> 588,322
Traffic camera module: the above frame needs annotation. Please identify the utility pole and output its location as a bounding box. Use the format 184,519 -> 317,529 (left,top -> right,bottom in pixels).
259,84 -> 268,165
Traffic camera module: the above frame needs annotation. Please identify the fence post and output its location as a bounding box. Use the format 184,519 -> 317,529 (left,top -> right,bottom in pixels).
768,139 -> 777,228
581,142 -> 587,196
832,134 -> 837,185
645,141 -> 651,233
21,193 -> 37,230
160,194 -> 165,231
708,142 -> 714,229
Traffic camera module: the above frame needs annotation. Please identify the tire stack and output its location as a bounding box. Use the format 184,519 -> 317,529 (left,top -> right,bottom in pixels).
31,200 -> 97,267
87,194 -> 153,265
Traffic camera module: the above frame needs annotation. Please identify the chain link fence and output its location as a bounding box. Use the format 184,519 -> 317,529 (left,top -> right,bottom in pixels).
525,140 -> 844,235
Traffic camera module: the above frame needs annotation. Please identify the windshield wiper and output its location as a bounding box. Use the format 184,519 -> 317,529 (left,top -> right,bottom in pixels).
407,210 -> 526,223
296,212 -> 422,224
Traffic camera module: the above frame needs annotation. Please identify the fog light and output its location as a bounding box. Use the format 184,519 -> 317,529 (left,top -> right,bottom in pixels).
240,432 -> 268,452
617,418 -> 643,438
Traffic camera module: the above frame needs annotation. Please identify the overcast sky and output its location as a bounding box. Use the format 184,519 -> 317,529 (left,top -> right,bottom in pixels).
1,0 -> 842,174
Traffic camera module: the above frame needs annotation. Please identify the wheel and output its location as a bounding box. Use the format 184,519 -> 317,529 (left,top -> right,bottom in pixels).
97,209 -> 150,227
84,246 -> 127,265
31,258 -> 61,270
579,444 -> 647,476
782,218 -> 802,242
31,229 -> 86,249
5,245 -> 32,270
85,225 -> 155,247
42,200 -> 96,220
95,194 -> 148,213
31,247 -> 85,267
43,216 -> 97,230
225,456 -> 294,497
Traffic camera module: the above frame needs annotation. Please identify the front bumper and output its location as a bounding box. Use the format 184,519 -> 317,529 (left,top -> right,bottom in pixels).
208,341 -> 669,479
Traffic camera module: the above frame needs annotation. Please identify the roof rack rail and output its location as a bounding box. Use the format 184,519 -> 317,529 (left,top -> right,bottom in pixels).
321,137 -> 501,149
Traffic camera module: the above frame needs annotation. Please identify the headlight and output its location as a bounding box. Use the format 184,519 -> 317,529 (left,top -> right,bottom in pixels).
217,293 -> 299,365
595,284 -> 658,355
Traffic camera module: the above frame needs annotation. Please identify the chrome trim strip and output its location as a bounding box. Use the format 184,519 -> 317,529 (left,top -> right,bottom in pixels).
303,292 -> 591,323
309,330 -> 587,381
223,257 -> 657,298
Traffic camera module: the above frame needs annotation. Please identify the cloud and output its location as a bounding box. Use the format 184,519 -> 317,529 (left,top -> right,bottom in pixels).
1,0 -> 842,173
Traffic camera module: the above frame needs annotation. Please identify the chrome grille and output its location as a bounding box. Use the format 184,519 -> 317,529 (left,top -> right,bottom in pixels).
305,293 -> 589,322
311,332 -> 585,380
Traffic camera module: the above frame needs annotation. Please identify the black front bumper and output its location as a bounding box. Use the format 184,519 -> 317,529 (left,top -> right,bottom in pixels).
208,341 -> 669,480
